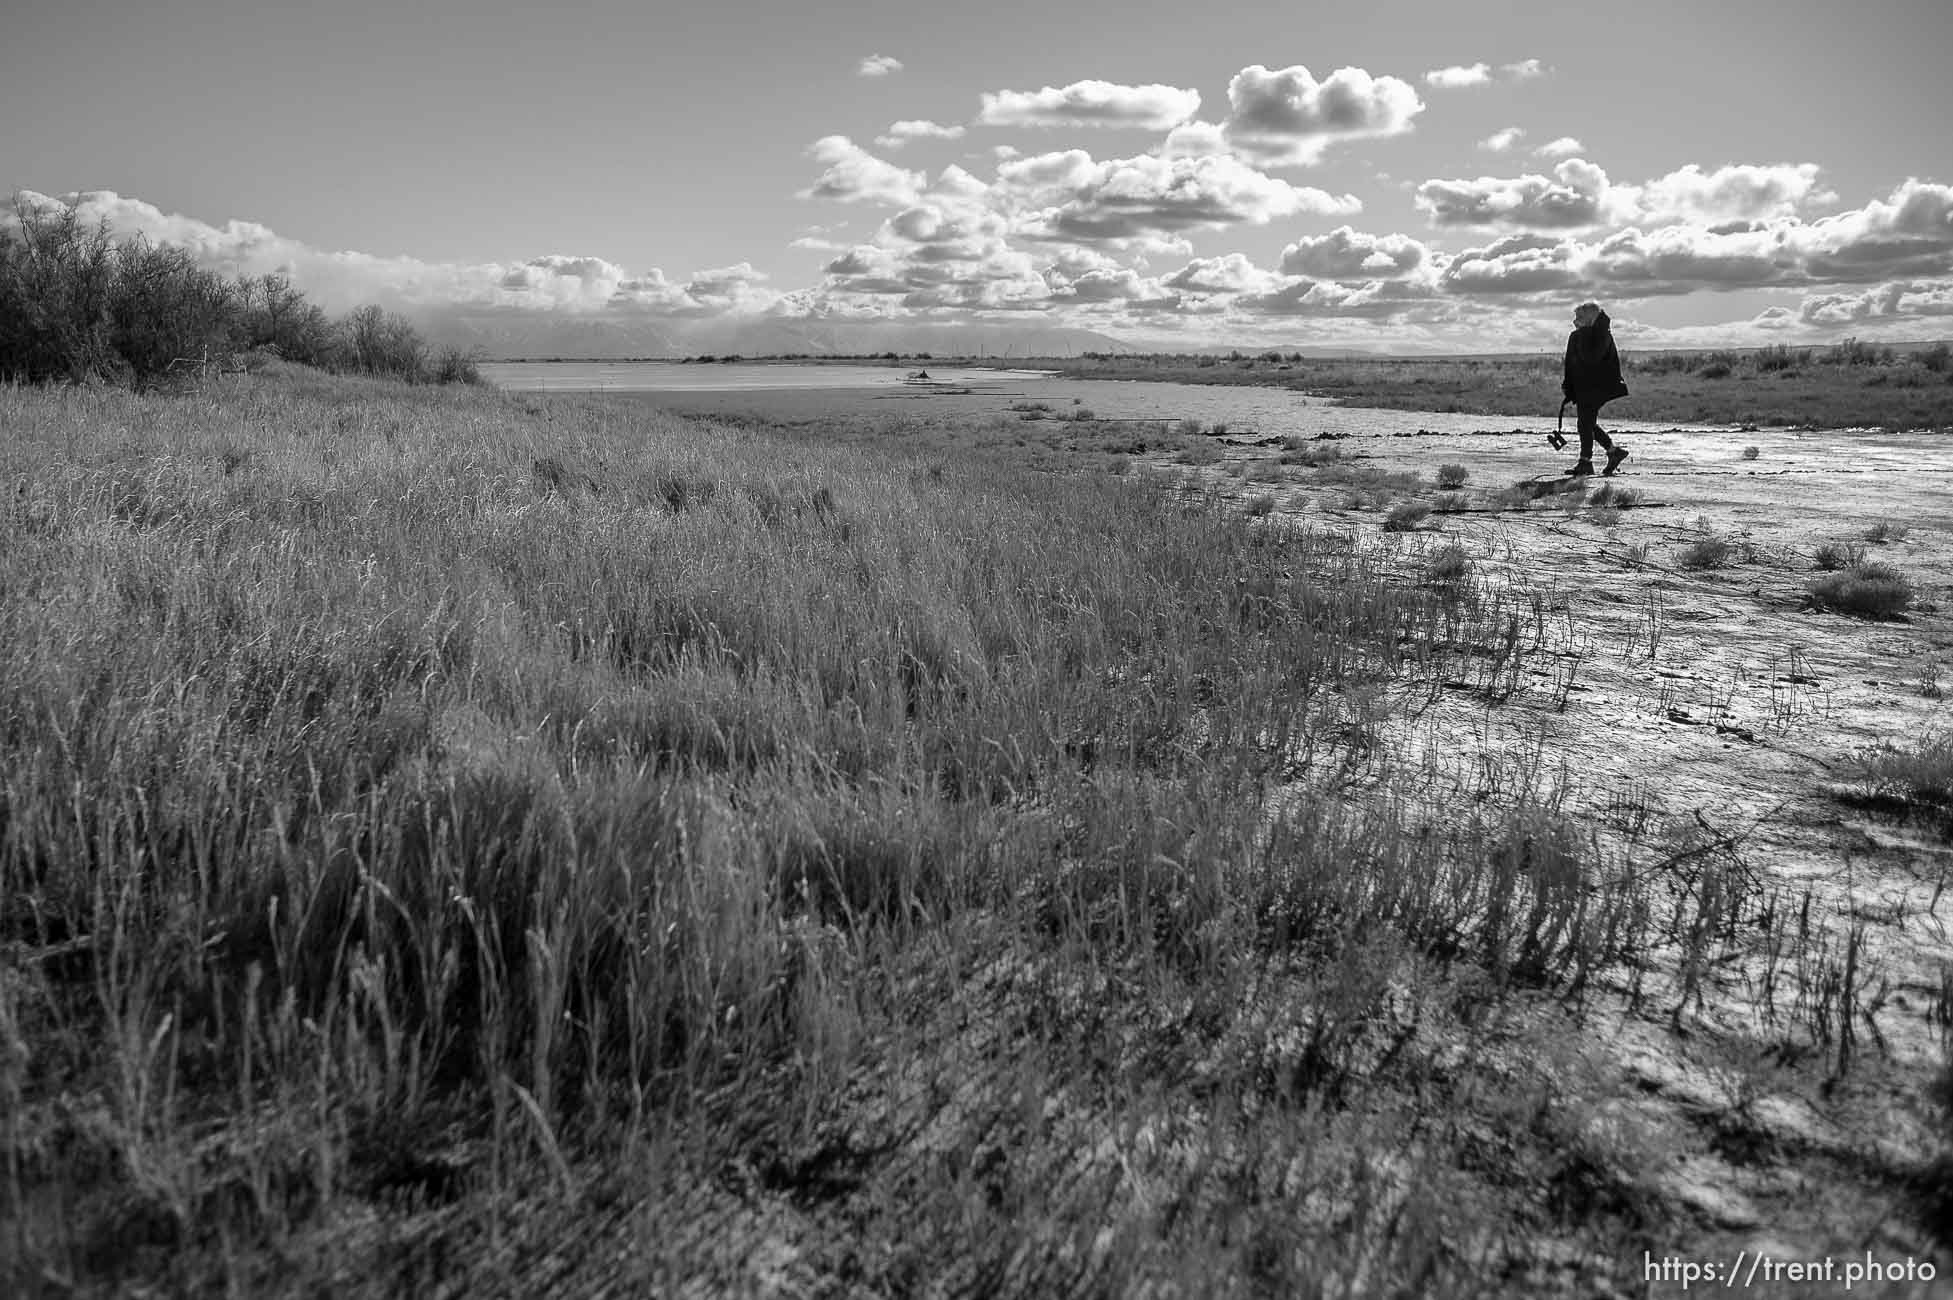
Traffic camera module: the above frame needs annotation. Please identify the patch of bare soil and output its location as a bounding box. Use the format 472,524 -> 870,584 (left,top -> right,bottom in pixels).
1169,419 -> 1953,1288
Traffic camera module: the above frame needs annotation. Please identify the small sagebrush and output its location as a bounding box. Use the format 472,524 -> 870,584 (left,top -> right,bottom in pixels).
1244,492 -> 1276,517
1863,733 -> 1953,806
1382,500 -> 1431,532
1813,540 -> 1866,571
1864,521 -> 1911,544
1423,543 -> 1471,582
1435,462 -> 1470,489
1807,560 -> 1913,618
1678,535 -> 1734,569
1741,445 -> 1760,460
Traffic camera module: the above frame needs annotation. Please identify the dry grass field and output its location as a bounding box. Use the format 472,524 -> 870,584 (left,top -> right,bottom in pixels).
3,363 -> 1950,1296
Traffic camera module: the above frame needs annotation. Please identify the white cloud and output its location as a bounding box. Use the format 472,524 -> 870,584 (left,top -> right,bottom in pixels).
1479,127 -> 1525,153
1416,159 -> 1615,229
799,136 -> 926,207
998,149 -> 1360,245
857,54 -> 903,77
1627,162 -> 1833,225
1425,63 -> 1491,89
1222,64 -> 1424,166
1502,58 -> 1546,79
1580,223 -> 1795,292
1439,232 -> 1581,294
977,79 -> 1201,130
875,119 -> 967,149
1279,226 -> 1431,280
1534,136 -> 1584,158
1238,276 -> 1444,318
1798,279 -> 1953,325
1158,120 -> 1229,159
1162,252 -> 1280,295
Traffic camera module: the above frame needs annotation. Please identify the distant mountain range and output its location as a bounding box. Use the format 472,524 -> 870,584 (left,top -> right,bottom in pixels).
412,310 -> 1131,360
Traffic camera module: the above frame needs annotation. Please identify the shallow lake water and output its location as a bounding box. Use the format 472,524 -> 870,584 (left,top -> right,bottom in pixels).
478,361 -> 1053,393
481,360 -> 1734,442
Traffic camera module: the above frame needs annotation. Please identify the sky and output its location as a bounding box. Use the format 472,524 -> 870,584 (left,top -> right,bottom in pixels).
5,0 -> 1952,353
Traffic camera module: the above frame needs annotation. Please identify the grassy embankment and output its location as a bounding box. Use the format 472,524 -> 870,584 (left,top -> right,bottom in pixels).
1005,342 -> 1953,431
1,365 -> 1943,1294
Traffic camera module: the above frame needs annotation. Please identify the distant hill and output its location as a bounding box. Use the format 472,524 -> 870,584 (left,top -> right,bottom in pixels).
412,310 -> 1128,361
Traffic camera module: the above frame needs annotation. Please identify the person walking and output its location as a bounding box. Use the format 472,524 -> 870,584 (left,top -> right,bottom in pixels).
1561,301 -> 1631,476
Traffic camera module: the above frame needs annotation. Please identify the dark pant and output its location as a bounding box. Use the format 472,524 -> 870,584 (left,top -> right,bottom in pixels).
1576,404 -> 1615,462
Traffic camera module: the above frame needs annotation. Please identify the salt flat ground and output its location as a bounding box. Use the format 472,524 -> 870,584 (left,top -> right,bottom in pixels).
1228,417 -> 1953,1279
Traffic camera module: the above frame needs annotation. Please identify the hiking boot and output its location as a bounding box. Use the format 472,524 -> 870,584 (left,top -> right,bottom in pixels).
1568,459 -> 1594,477
1603,446 -> 1630,476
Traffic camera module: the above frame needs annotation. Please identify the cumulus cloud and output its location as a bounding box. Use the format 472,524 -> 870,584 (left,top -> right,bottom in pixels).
681,262 -> 773,312
1629,162 -> 1833,225
1503,58 -> 1546,79
998,149 -> 1361,245
1440,232 -> 1581,294
799,136 -> 926,206
1534,136 -> 1583,159
1417,180 -> 1953,301
1798,279 -> 1953,324
858,54 -> 903,77
1237,275 -> 1443,318
1416,158 -> 1614,228
1162,252 -> 1280,295
1279,226 -> 1431,280
1480,127 -> 1525,153
1425,63 -> 1491,89
1158,120 -> 1229,159
1222,64 -> 1424,166
977,79 -> 1201,130
876,119 -> 967,149
1580,223 -> 1795,293
1794,179 -> 1953,280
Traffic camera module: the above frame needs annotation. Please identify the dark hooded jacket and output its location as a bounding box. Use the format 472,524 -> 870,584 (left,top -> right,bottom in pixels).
1562,310 -> 1630,408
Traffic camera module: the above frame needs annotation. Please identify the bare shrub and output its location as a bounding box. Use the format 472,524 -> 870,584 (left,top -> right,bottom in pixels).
1435,462 -> 1470,489
1244,492 -> 1276,517
1864,522 -> 1910,544
1741,445 -> 1760,460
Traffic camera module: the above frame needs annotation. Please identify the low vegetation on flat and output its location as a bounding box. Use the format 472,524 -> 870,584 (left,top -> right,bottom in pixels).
1009,341 -> 1953,431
